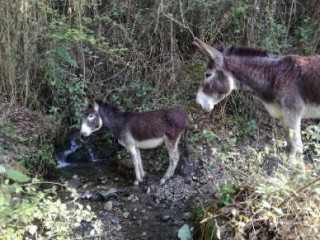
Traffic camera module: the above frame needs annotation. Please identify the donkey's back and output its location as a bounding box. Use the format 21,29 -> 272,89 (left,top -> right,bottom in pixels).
124,108 -> 189,142
296,55 -> 320,106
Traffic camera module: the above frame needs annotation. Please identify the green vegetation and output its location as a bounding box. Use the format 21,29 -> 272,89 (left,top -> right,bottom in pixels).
18,143 -> 56,177
0,169 -> 102,240
0,0 -> 319,239
198,125 -> 320,239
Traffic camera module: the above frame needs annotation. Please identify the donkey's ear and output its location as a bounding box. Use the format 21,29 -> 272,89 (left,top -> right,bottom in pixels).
193,37 -> 223,66
93,101 -> 99,112
82,96 -> 89,106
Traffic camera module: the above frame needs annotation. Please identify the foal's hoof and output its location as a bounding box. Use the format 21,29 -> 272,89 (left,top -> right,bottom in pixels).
160,178 -> 166,185
134,180 -> 139,186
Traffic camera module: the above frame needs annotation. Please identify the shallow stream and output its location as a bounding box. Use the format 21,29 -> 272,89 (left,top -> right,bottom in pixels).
55,133 -> 194,240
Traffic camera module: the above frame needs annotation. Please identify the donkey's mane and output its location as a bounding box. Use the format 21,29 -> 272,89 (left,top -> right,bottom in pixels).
215,44 -> 269,57
99,101 -> 124,113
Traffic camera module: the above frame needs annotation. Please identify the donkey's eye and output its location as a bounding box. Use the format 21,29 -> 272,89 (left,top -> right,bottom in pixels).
205,73 -> 212,78
88,114 -> 94,119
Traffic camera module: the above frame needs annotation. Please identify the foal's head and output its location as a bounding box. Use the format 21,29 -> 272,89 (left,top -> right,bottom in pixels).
80,100 -> 103,137
193,38 -> 236,112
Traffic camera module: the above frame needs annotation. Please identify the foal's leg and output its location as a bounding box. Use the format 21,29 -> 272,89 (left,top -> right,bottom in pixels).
160,136 -> 180,185
136,148 -> 145,178
282,108 -> 303,165
126,145 -> 143,185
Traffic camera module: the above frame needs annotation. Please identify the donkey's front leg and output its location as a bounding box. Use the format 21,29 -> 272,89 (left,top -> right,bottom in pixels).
283,109 -> 303,165
160,138 -> 180,185
136,148 -> 145,178
127,146 -> 143,185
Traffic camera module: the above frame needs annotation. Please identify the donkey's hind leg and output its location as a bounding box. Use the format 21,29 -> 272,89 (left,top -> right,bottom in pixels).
160,137 -> 180,185
127,146 -> 143,185
283,108 -> 303,165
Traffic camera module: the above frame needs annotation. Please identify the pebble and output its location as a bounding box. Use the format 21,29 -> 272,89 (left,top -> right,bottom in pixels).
123,212 -> 130,218
112,216 -> 120,224
100,188 -> 118,200
67,179 -> 83,189
183,212 -> 191,220
127,194 -> 138,202
161,215 -> 170,221
127,194 -> 135,201
104,201 -> 113,211
192,176 -> 198,181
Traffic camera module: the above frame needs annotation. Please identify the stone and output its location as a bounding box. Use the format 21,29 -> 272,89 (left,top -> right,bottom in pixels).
112,216 -> 120,224
122,212 -> 129,219
104,201 -> 113,211
99,188 -> 118,200
161,215 -> 170,221
67,179 -> 83,189
183,212 -> 192,220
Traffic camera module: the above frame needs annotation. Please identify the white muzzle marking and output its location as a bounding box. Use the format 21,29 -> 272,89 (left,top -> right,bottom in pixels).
196,91 -> 215,112
80,122 -> 92,137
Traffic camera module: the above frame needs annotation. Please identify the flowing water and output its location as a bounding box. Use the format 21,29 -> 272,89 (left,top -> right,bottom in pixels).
54,134 -> 192,240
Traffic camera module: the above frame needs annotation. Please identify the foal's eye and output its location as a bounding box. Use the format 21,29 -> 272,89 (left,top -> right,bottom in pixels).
205,73 -> 212,78
88,114 -> 94,119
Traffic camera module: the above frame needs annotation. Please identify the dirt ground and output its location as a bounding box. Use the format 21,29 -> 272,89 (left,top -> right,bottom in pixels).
2,102 -> 317,239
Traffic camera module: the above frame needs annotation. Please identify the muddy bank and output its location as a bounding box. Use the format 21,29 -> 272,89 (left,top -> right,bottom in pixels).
56,138 -> 229,239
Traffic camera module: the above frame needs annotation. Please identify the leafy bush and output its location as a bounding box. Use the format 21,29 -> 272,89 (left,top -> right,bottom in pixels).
198,124 -> 320,240
18,143 -> 56,178
0,177 -> 102,240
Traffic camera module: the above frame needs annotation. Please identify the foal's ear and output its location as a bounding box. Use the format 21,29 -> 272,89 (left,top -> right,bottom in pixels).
93,101 -> 99,112
193,37 -> 223,66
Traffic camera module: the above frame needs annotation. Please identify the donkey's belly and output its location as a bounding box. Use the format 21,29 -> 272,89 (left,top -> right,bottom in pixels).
134,137 -> 165,149
262,102 -> 282,119
302,105 -> 320,118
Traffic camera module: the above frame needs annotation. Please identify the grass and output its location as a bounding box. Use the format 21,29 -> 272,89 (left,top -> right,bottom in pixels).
196,114 -> 320,240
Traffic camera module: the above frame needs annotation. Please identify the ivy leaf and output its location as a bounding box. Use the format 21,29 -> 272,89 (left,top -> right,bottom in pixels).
178,224 -> 192,240
0,164 -> 6,174
28,225 -> 38,235
7,169 -> 30,182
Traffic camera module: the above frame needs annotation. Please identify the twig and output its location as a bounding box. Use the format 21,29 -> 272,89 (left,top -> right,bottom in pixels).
21,181 -> 66,187
158,0 -> 194,37
278,176 -> 320,208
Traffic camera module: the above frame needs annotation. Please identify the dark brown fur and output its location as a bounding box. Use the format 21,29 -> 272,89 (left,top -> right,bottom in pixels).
90,101 -> 189,142
194,37 -> 320,165
82,100 -> 189,185
224,55 -> 320,104
215,44 -> 269,57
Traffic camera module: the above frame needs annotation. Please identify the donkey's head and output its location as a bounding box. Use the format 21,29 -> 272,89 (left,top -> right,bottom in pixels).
80,99 -> 103,137
193,38 -> 236,112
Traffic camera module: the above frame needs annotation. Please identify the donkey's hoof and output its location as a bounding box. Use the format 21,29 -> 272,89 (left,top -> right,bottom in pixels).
160,178 -> 166,185
134,180 -> 139,186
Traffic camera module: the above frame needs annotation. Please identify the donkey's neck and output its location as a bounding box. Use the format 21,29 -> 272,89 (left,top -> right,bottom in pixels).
225,56 -> 279,101
99,103 -> 125,139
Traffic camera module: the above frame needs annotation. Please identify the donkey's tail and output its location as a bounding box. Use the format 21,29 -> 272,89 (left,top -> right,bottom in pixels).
183,128 -> 189,159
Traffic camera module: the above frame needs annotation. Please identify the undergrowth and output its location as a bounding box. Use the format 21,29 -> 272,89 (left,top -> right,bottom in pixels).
0,175 -> 103,240
198,124 -> 320,240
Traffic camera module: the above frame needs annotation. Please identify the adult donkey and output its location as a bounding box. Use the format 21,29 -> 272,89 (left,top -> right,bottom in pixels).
193,37 -> 320,165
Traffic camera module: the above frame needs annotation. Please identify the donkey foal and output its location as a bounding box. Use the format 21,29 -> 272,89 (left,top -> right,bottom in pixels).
80,100 -> 189,185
